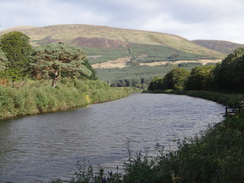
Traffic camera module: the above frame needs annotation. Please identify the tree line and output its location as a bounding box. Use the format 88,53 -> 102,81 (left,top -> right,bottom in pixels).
148,47 -> 244,93
0,31 -> 96,87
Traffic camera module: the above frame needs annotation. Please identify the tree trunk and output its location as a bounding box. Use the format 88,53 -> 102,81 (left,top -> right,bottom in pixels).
51,71 -> 59,87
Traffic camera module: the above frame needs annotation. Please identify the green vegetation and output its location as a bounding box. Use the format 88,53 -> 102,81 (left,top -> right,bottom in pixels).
84,43 -> 209,65
0,79 -> 137,119
0,25 -> 226,89
186,65 -> 215,90
96,63 -> 203,88
56,48 -> 244,183
30,43 -> 96,87
214,47 -> 244,91
148,68 -> 190,91
0,31 -> 138,119
148,47 -> 244,93
0,49 -> 7,72
83,46 -> 129,64
0,31 -> 32,80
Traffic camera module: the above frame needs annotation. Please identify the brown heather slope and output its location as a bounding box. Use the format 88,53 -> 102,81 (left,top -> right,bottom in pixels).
0,24 -> 224,57
192,40 -> 244,54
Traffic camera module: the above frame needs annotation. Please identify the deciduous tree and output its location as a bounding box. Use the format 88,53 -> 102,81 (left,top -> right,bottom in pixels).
214,47 -> 244,91
163,68 -> 190,90
186,65 -> 215,90
0,31 -> 32,80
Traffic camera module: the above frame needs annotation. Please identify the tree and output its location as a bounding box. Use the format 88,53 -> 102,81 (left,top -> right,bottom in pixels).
214,47 -> 244,91
0,49 -> 7,72
163,68 -> 190,90
186,65 -> 215,90
30,43 -> 96,87
148,77 -> 164,91
0,31 -> 32,80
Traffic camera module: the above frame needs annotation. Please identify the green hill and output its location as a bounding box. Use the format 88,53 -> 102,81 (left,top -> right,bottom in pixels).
0,24 -> 226,86
0,24 -> 225,64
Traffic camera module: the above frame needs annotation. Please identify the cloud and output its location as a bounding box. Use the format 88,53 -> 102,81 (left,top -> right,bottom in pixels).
0,0 -> 244,43
0,0 -> 109,27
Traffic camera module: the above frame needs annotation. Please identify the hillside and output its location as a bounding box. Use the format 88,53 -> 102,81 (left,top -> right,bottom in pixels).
0,24 -> 225,65
0,24 -> 226,87
192,40 -> 244,54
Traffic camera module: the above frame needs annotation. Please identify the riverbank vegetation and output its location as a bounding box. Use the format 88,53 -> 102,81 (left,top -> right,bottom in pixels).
148,47 -> 244,93
0,79 -> 137,119
0,31 -> 138,120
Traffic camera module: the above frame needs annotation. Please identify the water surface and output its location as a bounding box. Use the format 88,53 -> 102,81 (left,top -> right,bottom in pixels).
0,93 -> 224,182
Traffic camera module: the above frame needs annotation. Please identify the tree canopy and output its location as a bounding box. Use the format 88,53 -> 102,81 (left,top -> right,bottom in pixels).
0,31 -> 32,80
162,67 -> 190,90
148,77 -> 164,91
186,65 -> 215,90
214,47 -> 244,91
148,47 -> 244,92
0,49 -> 7,72
30,43 -> 96,87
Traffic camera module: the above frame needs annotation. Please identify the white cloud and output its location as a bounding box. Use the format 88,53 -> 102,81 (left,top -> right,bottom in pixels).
0,0 -> 244,43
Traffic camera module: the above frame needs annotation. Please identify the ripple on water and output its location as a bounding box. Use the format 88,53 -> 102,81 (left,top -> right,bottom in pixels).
0,93 -> 224,182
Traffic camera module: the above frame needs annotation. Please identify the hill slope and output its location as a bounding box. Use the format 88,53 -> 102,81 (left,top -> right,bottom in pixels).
0,24 -> 227,87
192,40 -> 244,54
0,24 -> 225,66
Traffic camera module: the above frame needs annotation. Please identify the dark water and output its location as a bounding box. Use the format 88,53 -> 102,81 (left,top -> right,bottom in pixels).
0,93 -> 224,183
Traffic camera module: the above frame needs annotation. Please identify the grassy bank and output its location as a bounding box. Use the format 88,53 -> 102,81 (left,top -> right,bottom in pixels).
147,89 -> 244,107
0,79 -> 139,120
54,90 -> 243,183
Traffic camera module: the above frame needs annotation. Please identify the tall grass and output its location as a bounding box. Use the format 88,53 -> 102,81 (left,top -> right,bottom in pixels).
0,79 -> 138,119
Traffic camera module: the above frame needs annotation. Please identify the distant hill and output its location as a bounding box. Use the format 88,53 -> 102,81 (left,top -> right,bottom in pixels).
0,24 -> 225,67
0,24 -> 228,86
192,40 -> 244,54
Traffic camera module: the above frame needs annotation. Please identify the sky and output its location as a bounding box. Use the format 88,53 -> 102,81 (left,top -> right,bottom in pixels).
0,0 -> 244,43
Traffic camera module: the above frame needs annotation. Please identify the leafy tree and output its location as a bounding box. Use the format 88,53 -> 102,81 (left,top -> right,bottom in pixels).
163,68 -> 190,90
0,49 -> 7,72
148,77 -> 164,91
0,31 -> 32,80
214,47 -> 244,91
30,43 -> 96,87
186,65 -> 215,90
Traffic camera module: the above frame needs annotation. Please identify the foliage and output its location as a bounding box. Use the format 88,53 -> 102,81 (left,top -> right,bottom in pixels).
0,49 -> 7,72
148,47 -> 244,93
30,43 -> 96,87
148,77 -> 164,91
0,31 -> 32,80
162,68 -> 190,91
128,44 -> 204,63
0,79 -> 136,119
214,47 -> 244,91
185,65 -> 215,90
96,64 -> 176,88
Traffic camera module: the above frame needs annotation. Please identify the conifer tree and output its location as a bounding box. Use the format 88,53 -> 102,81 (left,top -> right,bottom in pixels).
30,43 -> 96,87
